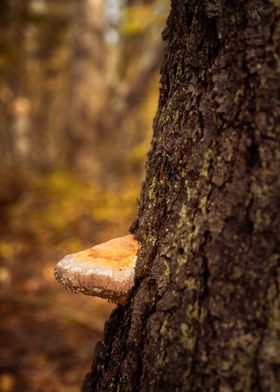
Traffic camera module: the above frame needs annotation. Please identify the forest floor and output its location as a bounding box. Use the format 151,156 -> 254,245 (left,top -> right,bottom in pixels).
0,169 -> 140,392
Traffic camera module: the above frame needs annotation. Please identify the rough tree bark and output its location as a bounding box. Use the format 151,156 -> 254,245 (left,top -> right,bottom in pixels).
83,0 -> 280,391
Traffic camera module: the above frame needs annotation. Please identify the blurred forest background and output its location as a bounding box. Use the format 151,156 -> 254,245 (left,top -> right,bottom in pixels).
0,0 -> 168,391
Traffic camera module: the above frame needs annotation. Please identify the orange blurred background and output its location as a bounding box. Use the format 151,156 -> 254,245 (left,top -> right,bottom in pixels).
0,1 -> 168,391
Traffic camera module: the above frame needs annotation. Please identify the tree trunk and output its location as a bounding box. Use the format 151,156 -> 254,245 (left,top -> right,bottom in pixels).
83,1 -> 280,391
67,0 -> 107,174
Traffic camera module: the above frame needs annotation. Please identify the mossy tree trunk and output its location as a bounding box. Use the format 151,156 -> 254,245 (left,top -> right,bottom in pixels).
83,0 -> 280,390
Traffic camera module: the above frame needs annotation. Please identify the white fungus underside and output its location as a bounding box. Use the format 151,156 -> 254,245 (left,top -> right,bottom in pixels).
54,254 -> 136,303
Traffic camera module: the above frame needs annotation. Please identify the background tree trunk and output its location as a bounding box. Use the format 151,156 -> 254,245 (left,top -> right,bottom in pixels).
66,0 -> 107,174
84,0 -> 280,391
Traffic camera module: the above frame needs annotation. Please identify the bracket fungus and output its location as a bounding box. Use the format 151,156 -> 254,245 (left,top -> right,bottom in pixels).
54,234 -> 140,304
